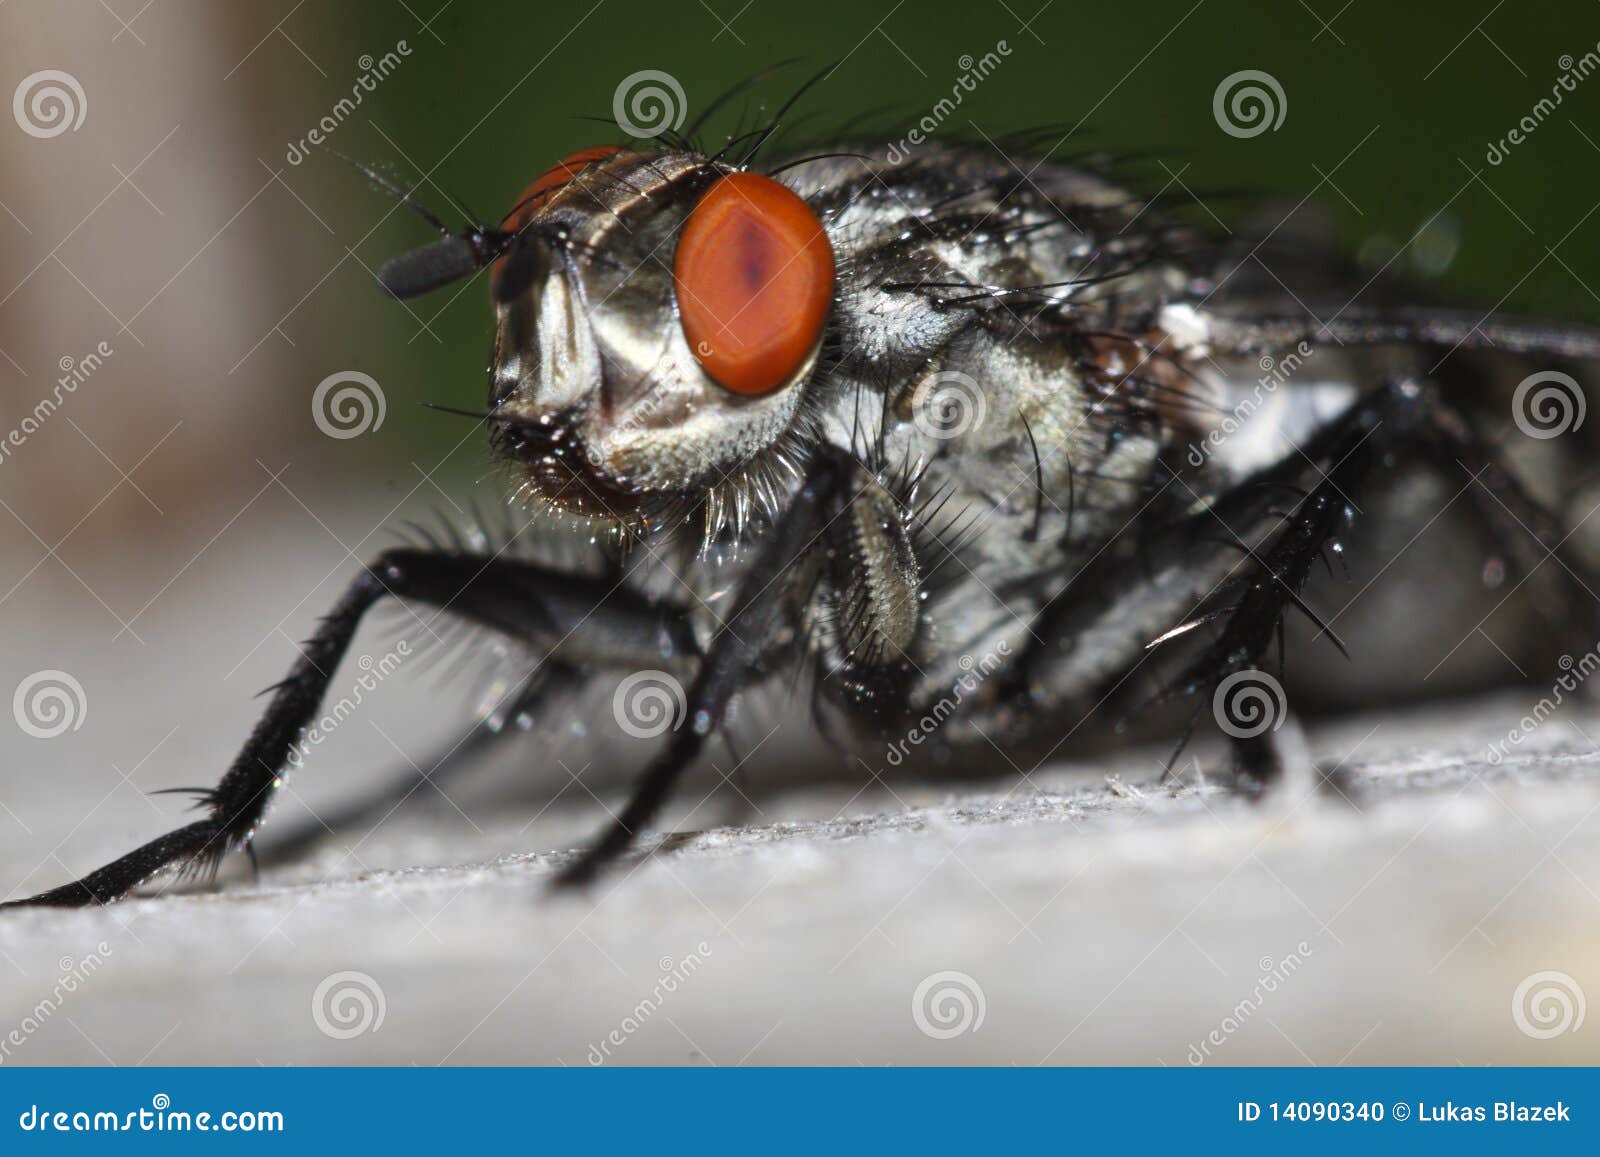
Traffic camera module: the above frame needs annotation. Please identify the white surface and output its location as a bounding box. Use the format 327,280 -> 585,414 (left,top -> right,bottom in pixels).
2,692 -> 1599,1066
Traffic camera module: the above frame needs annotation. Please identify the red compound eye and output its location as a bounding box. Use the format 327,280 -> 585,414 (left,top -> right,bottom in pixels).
494,146 -> 621,299
503,145 -> 622,233
674,172 -> 834,396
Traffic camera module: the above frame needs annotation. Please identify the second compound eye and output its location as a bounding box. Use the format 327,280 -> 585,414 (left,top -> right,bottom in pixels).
674,172 -> 834,397
511,145 -> 622,222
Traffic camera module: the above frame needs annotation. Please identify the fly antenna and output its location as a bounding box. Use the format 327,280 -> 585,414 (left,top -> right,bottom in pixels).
316,143 -> 457,235
316,145 -> 509,299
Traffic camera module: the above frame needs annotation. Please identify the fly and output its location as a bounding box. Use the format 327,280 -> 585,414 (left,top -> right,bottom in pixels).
8,77 -> 1600,907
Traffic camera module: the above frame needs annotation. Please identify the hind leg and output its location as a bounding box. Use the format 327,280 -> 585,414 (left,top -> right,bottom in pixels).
1172,377 -> 1598,791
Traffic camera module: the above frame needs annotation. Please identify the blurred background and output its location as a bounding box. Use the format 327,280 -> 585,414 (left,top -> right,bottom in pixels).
1,0 -> 1599,1065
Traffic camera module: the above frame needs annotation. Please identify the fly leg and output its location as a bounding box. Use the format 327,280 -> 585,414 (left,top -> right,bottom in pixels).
5,550 -> 695,907
1404,381 -> 1599,639
1226,712 -> 1325,799
1165,376 -> 1598,793
1006,383 -> 1372,717
1155,403 -> 1375,793
554,448 -> 850,887
1000,376 -> 1586,798
255,666 -> 572,867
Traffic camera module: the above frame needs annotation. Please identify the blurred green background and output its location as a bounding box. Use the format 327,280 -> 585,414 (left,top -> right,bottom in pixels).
291,0 -> 1600,473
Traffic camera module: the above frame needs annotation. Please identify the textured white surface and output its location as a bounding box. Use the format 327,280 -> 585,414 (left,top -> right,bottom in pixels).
3,691 -> 1599,1067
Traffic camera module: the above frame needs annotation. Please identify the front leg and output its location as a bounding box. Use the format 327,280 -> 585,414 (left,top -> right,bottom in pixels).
5,550 -> 696,907
555,448 -> 852,886
257,665 -> 570,866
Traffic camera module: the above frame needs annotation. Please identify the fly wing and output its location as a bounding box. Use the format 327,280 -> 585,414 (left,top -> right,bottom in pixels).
1164,199 -> 1600,362
1204,305 -> 1600,363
